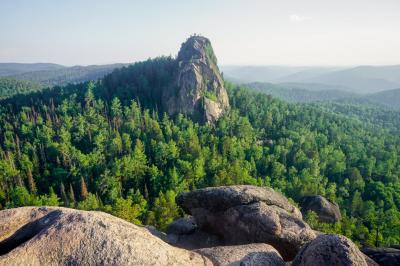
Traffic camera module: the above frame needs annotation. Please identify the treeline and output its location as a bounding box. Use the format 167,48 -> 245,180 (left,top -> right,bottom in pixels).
314,100 -> 400,133
0,77 -> 42,99
10,64 -> 126,88
0,58 -> 399,246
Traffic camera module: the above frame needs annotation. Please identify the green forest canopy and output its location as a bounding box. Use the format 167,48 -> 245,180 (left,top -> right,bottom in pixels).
0,77 -> 42,99
0,57 -> 399,246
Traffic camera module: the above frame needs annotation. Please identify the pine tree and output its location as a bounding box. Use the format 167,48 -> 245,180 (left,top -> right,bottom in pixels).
68,183 -> 76,206
59,182 -> 68,206
20,154 -> 36,193
26,169 -> 36,194
85,82 -> 95,108
80,177 -> 88,201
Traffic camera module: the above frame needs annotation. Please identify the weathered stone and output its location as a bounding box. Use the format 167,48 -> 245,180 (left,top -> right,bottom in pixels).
0,207 -> 211,266
196,243 -> 284,266
164,35 -> 230,124
292,234 -> 378,266
300,195 -> 341,223
362,246 -> 400,266
167,228 -> 223,250
176,186 -> 315,260
240,252 -> 284,266
176,185 -> 301,218
192,201 -> 315,260
166,216 -> 197,235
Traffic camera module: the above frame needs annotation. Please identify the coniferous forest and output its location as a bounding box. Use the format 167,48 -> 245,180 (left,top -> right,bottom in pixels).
0,57 -> 399,248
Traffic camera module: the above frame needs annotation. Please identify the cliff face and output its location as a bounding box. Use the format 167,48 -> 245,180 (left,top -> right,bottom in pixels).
164,36 -> 230,124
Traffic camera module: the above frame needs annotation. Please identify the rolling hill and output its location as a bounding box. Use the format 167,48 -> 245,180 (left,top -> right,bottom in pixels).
0,77 -> 42,98
223,65 -> 400,94
364,88 -> 400,109
0,63 -> 64,76
305,65 -> 400,94
10,63 -> 127,87
0,63 -> 128,97
245,82 -> 357,103
221,65 -> 342,84
245,82 -> 400,110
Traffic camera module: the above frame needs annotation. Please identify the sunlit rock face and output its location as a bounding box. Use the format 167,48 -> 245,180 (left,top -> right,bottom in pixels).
0,207 -> 212,266
164,35 -> 230,124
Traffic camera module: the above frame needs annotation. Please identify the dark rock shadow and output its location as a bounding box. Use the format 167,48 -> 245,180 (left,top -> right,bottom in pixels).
0,210 -> 61,256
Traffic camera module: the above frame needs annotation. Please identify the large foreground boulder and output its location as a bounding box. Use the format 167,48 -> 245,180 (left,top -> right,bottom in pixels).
0,207 -> 211,266
292,234 -> 378,266
196,243 -> 284,266
176,185 -> 301,217
176,185 -> 316,260
362,246 -> 400,266
300,195 -> 341,223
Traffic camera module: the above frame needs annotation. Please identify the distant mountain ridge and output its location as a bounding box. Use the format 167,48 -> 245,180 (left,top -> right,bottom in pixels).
10,63 -> 127,87
0,63 -> 128,97
246,82 -> 357,103
245,82 -> 400,110
3,63 -> 400,108
0,63 -> 64,76
364,88 -> 400,109
0,77 -> 42,99
222,65 -> 400,94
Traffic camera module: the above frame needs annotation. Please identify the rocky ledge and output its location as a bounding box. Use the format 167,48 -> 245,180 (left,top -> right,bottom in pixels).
0,207 -> 211,266
0,185 -> 384,266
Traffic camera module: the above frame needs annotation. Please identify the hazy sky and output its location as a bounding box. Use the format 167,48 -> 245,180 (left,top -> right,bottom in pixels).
1,0 -> 399,66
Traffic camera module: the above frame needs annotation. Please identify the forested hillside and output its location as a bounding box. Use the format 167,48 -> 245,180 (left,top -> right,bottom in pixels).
246,82 -> 356,103
245,82 -> 400,112
0,63 -> 127,99
364,88 -> 400,109
314,101 -> 400,132
0,57 -> 399,247
223,65 -> 400,94
0,63 -> 64,77
0,77 -> 42,99
10,63 -> 127,87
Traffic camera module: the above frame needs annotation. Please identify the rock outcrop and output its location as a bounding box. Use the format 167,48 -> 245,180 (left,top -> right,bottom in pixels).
362,246 -> 400,266
0,194 -> 379,265
0,207 -> 211,266
196,243 -> 285,266
292,234 -> 378,266
164,35 -> 230,124
166,216 -> 197,235
176,185 -> 316,260
166,216 -> 223,250
176,185 -> 302,217
300,195 -> 341,223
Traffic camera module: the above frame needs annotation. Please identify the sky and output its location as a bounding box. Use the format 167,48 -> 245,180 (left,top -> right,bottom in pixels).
0,0 -> 399,66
